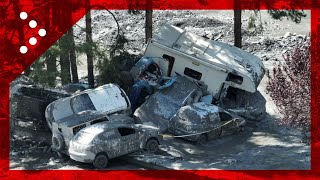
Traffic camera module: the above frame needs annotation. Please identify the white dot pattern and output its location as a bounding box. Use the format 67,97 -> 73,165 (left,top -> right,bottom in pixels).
29,37 -> 37,45
20,12 -> 28,20
20,46 -> 28,54
38,29 -> 46,37
19,12 -> 47,53
29,20 -> 37,28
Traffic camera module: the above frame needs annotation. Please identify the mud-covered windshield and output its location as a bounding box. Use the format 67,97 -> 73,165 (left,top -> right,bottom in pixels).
70,94 -> 96,113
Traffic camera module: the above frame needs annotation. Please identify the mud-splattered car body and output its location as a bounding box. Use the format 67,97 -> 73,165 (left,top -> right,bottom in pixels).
69,122 -> 163,168
168,102 -> 246,143
10,82 -> 69,137
51,111 -> 134,155
45,84 -> 131,129
134,75 -> 203,132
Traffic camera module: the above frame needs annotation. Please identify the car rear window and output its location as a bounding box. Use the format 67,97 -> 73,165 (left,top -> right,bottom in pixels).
70,94 -> 95,113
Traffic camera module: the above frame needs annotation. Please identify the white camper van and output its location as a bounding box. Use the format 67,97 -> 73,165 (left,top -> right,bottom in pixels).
144,24 -> 265,101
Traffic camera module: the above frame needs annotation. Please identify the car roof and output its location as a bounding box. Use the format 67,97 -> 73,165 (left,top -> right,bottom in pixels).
177,102 -> 223,119
55,110 -> 106,127
80,121 -> 158,134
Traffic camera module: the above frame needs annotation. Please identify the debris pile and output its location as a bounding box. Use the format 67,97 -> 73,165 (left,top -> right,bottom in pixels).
11,24 -> 268,169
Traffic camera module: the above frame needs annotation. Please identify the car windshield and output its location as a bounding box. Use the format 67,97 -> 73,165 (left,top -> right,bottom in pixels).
178,107 -> 210,124
70,93 -> 95,113
73,131 -> 96,145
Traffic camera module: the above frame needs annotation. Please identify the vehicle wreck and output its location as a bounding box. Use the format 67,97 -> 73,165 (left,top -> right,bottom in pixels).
45,84 -> 131,129
51,111 -> 135,156
69,122 -> 163,169
138,24 -> 266,121
10,24 -> 268,168
10,77 -> 70,139
134,75 -> 203,132
168,102 -> 246,144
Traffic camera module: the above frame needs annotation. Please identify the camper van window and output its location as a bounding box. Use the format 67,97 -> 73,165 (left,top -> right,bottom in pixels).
162,54 -> 175,76
184,67 -> 202,80
226,73 -> 243,85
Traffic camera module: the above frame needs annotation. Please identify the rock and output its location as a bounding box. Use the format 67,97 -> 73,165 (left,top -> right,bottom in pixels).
284,32 -> 292,38
305,132 -> 311,139
226,159 -> 237,164
38,140 -> 48,147
10,151 -> 18,156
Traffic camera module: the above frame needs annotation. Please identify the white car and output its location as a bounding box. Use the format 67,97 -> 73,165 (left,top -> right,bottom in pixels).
51,111 -> 134,156
45,84 -> 131,130
69,122 -> 163,169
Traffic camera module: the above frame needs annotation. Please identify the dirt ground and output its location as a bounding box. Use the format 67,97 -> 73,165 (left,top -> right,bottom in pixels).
10,10 -> 310,170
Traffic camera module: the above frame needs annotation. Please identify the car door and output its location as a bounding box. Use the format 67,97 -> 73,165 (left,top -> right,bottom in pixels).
117,127 -> 140,155
207,112 -> 222,139
101,129 -> 121,159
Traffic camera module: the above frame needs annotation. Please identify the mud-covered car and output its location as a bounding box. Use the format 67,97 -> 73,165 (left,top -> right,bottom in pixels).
10,79 -> 70,142
45,84 -> 131,129
69,122 -> 163,169
168,102 -> 246,144
51,111 -> 134,156
134,75 -> 203,132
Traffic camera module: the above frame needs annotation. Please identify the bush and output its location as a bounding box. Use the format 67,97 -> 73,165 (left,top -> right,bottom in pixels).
266,38 -> 310,132
96,34 -> 138,85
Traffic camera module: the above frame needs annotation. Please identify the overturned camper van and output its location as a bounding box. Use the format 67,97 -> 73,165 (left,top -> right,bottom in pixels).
145,24 -> 265,99
143,24 -> 266,120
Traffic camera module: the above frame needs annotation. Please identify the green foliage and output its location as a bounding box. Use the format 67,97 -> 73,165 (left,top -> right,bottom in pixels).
29,57 -> 58,87
247,15 -> 256,30
28,44 -> 60,87
96,34 -> 137,85
246,11 -> 264,36
267,10 -> 307,23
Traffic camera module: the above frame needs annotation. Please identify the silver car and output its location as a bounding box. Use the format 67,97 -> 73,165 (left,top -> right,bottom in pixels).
168,102 -> 246,144
51,111 -> 134,156
69,122 -> 163,169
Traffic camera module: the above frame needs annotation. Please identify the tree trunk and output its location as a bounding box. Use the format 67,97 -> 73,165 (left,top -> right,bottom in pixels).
45,1 -> 57,87
46,55 -> 57,87
85,1 -> 94,88
145,10 -> 153,44
68,27 -> 79,83
59,37 -> 71,85
234,0 -> 242,48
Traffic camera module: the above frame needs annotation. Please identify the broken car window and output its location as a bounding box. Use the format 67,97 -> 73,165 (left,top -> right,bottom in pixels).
118,127 -> 136,136
219,112 -> 232,121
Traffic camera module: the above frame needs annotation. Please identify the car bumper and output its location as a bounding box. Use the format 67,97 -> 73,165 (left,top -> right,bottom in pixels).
168,127 -> 200,142
69,149 -> 96,163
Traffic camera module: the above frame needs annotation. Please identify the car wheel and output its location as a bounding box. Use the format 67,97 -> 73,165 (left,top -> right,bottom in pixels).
93,154 -> 108,169
52,134 -> 64,151
196,134 -> 207,145
145,139 -> 159,153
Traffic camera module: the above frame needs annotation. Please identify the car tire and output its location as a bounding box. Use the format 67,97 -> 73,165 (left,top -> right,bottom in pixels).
196,134 -> 207,145
52,134 -> 64,151
145,139 -> 159,153
93,154 -> 108,169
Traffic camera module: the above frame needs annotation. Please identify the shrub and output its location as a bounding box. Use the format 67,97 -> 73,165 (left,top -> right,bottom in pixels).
266,38 -> 310,132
